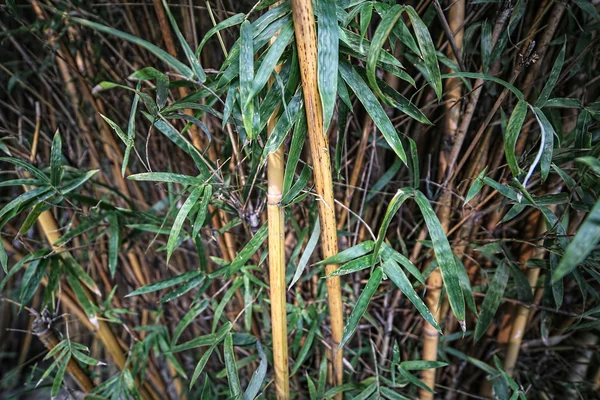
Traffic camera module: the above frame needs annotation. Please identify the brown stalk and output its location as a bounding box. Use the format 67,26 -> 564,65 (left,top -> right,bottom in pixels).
266,22 -> 290,397
503,213 -> 548,375
32,312 -> 95,393
291,0 -> 344,388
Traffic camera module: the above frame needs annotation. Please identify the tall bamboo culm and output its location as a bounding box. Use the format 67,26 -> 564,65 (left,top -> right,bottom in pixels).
291,0 -> 344,388
267,33 -> 290,400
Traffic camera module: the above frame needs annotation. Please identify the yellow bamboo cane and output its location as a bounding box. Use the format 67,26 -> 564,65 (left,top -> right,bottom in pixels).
291,0 -> 344,388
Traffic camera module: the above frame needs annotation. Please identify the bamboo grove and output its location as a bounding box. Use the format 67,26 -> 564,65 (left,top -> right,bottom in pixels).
1,0 -> 600,398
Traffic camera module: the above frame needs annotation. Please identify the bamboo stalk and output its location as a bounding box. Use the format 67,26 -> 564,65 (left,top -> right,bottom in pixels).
291,0 -> 344,388
266,22 -> 289,397
32,314 -> 95,393
503,214 -> 548,375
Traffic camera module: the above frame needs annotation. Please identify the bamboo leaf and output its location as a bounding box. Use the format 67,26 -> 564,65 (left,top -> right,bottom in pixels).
126,270 -> 202,297
504,100 -> 527,177
317,0 -> 338,133
464,167 -> 487,206
404,6 -> 442,100
474,261 -> 509,342
366,5 -> 404,101
228,223 -> 268,275
289,218 -> 320,289
161,0 -> 206,81
71,17 -> 194,79
340,267 -> 382,348
51,354 -> 70,397
325,254 -> 373,278
50,131 -> 62,186
414,190 -> 465,322
107,213 -> 120,278
373,189 -> 412,265
239,20 -> 255,139
161,273 -> 205,303
128,172 -> 204,185
553,198 -> 600,282
536,39 -> 566,108
193,185 -> 212,239
190,343 -> 217,389
224,332 -> 242,399
339,61 -> 407,163
243,341 -> 267,400
196,13 -> 245,56
213,277 -> 243,332
317,240 -> 375,265
167,185 -> 204,263
252,21 -> 294,98
531,107 -> 555,182
382,258 -> 441,333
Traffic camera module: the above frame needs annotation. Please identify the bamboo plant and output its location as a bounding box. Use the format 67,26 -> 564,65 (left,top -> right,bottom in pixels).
2,0 -> 600,399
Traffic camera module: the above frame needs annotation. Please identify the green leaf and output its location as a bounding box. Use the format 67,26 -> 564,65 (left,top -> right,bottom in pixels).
156,72 -> 169,109
366,5 -> 404,101
531,106 -> 555,181
317,240 -> 375,265
128,172 -> 204,185
281,164 -> 311,205
224,333 -> 242,399
50,131 -> 62,186
193,185 -> 212,239
71,17 -> 194,79
126,270 -> 202,297
325,254 -> 373,278
167,185 -> 204,263
464,167 -> 487,206
61,170 -> 99,194
340,267 -> 382,348
373,189 -> 412,265
212,277 -> 243,332
382,258 -> 441,333
474,261 -> 509,342
536,39 -> 566,107
553,198 -> 600,282
443,72 -> 525,101
504,100 -> 527,177
190,343 -> 217,389
317,0 -> 338,133
283,113 -> 307,193
243,341 -> 267,400
196,13 -> 245,56
339,61 -> 406,163
173,322 -> 232,352
19,257 -> 47,306
173,299 -> 210,345
404,6 -> 442,100
228,224 -> 268,275
414,190 -> 465,322
108,213 -> 120,278
51,354 -> 70,397
239,20 -> 255,139
289,218 -> 320,289
400,360 -> 448,370
161,0 -> 205,81
0,157 -> 50,183
252,21 -> 294,99
398,366 -> 434,393
262,91 -> 303,157
161,273 -> 205,303
123,84 -> 140,177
